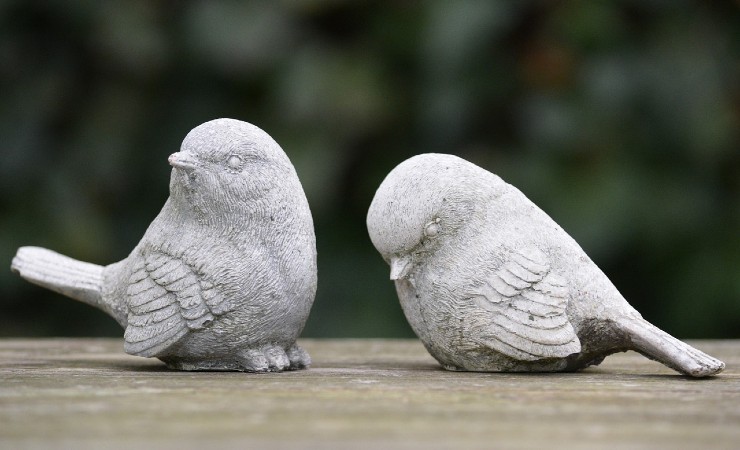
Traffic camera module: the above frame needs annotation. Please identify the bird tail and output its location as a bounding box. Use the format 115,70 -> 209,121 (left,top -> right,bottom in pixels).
11,246 -> 123,324
620,316 -> 724,377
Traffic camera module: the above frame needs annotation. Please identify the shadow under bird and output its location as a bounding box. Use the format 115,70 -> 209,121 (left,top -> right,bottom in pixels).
367,153 -> 724,377
12,118 -> 317,372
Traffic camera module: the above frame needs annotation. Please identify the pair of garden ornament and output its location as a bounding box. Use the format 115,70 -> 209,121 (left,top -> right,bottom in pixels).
11,119 -> 725,377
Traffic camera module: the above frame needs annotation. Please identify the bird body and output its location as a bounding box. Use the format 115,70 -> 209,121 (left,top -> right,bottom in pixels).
12,119 -> 316,372
368,153 -> 724,377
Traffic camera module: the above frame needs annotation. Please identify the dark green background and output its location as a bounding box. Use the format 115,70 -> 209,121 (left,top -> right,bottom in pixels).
1,1 -> 738,338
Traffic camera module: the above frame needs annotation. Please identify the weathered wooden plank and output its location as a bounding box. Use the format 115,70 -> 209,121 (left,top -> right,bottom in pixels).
0,339 -> 737,449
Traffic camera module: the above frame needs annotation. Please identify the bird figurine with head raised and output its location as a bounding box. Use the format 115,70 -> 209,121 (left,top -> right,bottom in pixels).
367,153 -> 724,377
12,118 -> 317,372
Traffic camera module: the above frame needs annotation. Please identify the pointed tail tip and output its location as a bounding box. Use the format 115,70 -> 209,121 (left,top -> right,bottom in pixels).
11,246 -> 67,279
9,245 -> 104,300
621,316 -> 726,378
683,356 -> 725,378
11,246 -> 38,275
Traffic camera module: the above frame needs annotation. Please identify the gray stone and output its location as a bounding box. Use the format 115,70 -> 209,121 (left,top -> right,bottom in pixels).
367,153 -> 725,377
12,118 -> 317,372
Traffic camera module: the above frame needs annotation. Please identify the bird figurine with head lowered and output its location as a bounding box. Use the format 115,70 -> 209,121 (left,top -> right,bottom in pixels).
367,153 -> 724,377
12,118 -> 317,372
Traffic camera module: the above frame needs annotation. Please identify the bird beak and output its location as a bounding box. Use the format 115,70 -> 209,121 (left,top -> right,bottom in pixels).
390,255 -> 413,280
168,152 -> 198,172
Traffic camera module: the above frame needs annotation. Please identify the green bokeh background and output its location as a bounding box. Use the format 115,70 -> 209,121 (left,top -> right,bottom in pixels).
1,1 -> 738,338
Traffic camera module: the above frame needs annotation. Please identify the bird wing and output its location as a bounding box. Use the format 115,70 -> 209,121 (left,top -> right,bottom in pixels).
466,247 -> 581,361
123,250 -> 231,357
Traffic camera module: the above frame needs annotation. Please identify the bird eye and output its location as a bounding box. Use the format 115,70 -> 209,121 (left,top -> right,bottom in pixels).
424,220 -> 440,238
226,155 -> 243,170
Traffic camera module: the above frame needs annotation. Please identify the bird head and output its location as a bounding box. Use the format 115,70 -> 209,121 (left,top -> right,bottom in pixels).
168,118 -> 299,223
367,153 -> 505,281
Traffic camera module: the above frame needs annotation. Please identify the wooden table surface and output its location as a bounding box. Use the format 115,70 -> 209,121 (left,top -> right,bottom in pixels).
0,338 -> 737,449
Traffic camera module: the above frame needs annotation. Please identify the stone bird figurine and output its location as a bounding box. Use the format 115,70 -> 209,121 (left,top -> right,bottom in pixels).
12,118 -> 317,372
367,153 -> 724,377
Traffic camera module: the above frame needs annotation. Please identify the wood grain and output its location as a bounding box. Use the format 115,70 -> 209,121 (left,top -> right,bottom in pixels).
0,338 -> 737,449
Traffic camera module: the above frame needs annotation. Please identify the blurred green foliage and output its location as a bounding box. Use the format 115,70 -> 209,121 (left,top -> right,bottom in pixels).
1,1 -> 738,338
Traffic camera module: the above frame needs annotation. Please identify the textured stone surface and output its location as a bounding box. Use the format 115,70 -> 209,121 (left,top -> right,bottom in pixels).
367,154 -> 724,376
10,119 -> 317,371
0,338 -> 737,449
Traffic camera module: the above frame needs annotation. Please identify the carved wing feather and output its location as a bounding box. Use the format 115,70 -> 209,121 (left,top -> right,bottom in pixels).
124,251 -> 232,357
469,247 -> 580,361
201,279 -> 228,314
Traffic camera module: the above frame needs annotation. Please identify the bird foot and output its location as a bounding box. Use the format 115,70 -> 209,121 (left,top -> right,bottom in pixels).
286,344 -> 312,370
238,346 -> 287,372
237,344 -> 311,372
